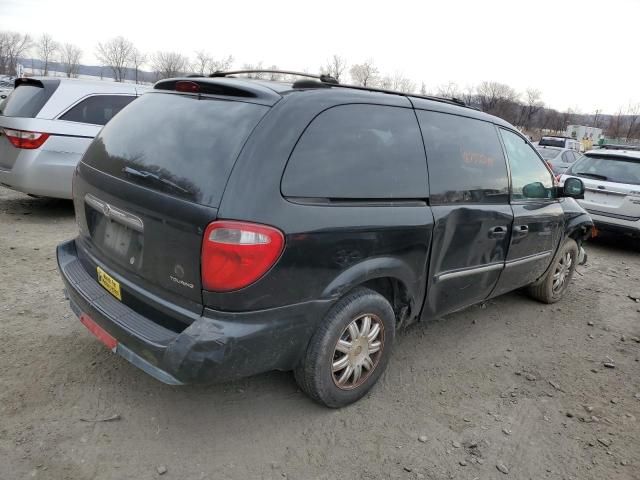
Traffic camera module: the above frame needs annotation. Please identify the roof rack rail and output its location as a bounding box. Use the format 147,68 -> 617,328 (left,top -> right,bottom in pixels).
328,82 -> 473,109
210,69 -> 339,84
210,69 -> 472,109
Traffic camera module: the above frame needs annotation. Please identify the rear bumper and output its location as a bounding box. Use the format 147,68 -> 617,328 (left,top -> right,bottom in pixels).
57,239 -> 332,384
0,149 -> 79,199
588,212 -> 640,237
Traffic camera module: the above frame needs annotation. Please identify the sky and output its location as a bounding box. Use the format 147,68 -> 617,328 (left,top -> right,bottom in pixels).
1,0 -> 638,114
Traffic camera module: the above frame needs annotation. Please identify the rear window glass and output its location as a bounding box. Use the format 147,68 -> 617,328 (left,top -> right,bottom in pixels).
0,81 -> 59,118
538,137 -> 566,148
281,104 -> 428,199
82,93 -> 268,207
60,95 -> 135,125
569,155 -> 640,185
536,148 -> 562,161
417,111 -> 509,204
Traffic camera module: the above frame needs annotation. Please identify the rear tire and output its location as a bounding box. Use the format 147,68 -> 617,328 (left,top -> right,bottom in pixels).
294,287 -> 395,408
527,238 -> 579,304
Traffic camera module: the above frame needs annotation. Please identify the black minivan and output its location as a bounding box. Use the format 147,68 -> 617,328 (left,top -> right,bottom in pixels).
57,72 -> 593,407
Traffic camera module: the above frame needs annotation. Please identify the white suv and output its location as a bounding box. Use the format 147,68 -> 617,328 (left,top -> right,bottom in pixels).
0,77 -> 147,199
560,149 -> 640,237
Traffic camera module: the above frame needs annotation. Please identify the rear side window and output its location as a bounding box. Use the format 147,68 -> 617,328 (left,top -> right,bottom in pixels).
82,92 -> 268,207
281,104 -> 428,199
416,111 -> 509,204
1,81 -> 59,118
60,95 -> 135,126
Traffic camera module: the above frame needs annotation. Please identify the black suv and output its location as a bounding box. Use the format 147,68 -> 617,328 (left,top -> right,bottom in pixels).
57,71 -> 593,407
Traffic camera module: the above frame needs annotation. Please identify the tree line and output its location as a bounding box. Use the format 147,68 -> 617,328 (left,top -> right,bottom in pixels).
1,31 -> 639,141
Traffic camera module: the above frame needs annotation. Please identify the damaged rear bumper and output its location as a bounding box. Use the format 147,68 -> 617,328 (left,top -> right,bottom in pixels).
57,240 -> 331,385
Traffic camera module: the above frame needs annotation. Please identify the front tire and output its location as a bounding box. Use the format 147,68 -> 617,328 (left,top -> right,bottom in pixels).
294,287 -> 395,408
527,238 -> 579,304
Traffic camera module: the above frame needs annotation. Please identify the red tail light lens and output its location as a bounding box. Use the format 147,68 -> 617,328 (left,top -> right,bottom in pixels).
175,81 -> 200,93
201,220 -> 285,292
2,128 -> 50,149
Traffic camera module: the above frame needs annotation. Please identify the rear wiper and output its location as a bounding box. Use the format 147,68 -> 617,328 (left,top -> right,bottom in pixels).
574,172 -> 608,181
123,166 -> 190,194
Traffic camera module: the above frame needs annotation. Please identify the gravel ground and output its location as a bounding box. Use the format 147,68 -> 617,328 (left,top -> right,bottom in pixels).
1,186 -> 639,480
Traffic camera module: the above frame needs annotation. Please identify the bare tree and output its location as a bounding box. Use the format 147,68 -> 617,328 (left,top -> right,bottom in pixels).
476,81 -> 520,122
60,43 -> 82,78
321,54 -> 347,81
419,82 -> 428,96
36,33 -> 59,76
624,103 -> 640,141
151,51 -> 189,80
241,62 -> 265,79
436,81 -> 461,98
0,31 -> 32,75
129,48 -> 147,84
193,50 -> 213,75
210,55 -> 233,74
96,36 -> 134,82
517,88 -> 544,129
349,59 -> 378,87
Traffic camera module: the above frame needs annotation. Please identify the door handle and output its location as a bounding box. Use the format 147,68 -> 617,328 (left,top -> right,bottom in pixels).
514,225 -> 529,237
488,226 -> 508,239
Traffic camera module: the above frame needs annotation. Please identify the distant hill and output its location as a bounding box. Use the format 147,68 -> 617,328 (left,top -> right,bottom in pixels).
19,57 -> 157,83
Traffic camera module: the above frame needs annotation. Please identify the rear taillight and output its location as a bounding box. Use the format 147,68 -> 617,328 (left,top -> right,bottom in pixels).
201,220 -> 284,292
2,128 -> 49,149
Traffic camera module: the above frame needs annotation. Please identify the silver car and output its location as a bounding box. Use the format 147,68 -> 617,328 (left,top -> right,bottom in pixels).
0,77 -> 147,199
560,149 -> 640,237
536,145 -> 583,176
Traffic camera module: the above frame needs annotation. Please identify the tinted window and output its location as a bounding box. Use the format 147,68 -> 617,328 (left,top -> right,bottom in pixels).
569,155 -> 640,185
281,104 -> 427,199
500,129 -> 554,200
60,95 -> 136,125
82,93 -> 268,207
1,81 -> 59,117
417,111 -> 509,204
539,137 -> 566,148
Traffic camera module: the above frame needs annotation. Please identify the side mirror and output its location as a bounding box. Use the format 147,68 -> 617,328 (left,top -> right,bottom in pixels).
562,177 -> 585,199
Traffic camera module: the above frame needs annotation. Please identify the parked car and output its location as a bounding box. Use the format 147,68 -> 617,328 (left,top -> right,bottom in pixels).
0,77 -> 147,199
560,149 -> 640,238
0,78 -> 13,100
536,145 -> 583,176
537,136 -> 581,152
57,72 -> 593,407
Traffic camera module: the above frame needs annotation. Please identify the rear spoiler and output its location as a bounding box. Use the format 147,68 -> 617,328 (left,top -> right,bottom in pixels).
153,77 -> 281,106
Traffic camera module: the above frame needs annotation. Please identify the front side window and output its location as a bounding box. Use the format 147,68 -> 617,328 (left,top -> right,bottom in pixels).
281,104 -> 428,199
60,95 -> 136,125
417,111 -> 509,204
500,129 -> 554,200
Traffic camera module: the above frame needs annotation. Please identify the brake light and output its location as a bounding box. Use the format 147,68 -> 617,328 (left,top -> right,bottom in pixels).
201,220 -> 285,292
175,81 -> 200,93
2,128 -> 49,149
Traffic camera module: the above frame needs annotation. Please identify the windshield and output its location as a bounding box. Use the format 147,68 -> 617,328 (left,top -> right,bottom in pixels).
538,137 -> 566,148
81,92 -> 269,207
568,155 -> 640,185
536,147 -> 562,161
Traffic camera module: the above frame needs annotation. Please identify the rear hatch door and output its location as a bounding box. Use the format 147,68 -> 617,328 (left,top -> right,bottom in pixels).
0,78 -> 98,169
569,153 -> 640,220
73,87 -> 272,317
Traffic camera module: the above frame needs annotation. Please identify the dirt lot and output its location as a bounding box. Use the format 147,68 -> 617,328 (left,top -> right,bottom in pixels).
1,185 -> 639,480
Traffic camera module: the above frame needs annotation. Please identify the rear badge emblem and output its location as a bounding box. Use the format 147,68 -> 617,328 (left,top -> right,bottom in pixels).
130,256 -> 135,265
